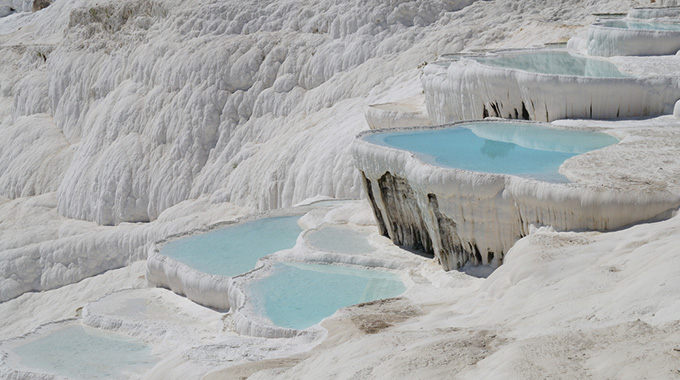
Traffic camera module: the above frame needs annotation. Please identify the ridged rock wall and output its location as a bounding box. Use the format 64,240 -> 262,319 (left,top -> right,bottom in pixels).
421,57 -> 680,123
627,7 -> 680,20
587,23 -> 680,57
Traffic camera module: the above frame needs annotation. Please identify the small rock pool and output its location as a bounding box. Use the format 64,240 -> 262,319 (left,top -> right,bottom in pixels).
160,215 -> 303,277
472,50 -> 630,78
4,324 -> 158,380
363,121 -> 618,182
245,262 -> 405,330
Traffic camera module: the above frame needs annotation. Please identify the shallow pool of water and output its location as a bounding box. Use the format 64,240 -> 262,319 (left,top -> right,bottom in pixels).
306,226 -> 375,254
603,20 -> 680,31
246,262 -> 405,330
473,51 -> 630,77
363,122 -> 618,182
161,215 -> 302,277
10,325 -> 158,380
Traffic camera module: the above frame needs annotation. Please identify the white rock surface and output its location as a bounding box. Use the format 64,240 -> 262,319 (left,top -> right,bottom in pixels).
422,52 -> 680,123
587,21 -> 680,57
235,211 -> 680,380
628,6 -> 680,19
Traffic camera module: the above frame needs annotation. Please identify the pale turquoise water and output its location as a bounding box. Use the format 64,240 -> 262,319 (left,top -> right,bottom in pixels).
306,226 -> 375,254
364,122 -> 618,182
11,325 -> 158,380
603,20 -> 680,31
246,262 -> 405,330
473,51 -> 630,77
161,216 -> 302,277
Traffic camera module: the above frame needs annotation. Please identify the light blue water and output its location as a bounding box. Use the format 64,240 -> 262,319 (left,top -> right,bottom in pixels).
364,122 -> 618,182
12,325 -> 158,380
246,262 -> 406,330
306,226 -> 376,254
603,20 -> 680,31
473,51 -> 630,77
161,215 -> 302,277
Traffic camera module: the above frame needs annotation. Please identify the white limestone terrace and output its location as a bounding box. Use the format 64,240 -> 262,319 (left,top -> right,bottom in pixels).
352,118 -> 680,270
146,207 -> 313,311
627,6 -> 680,20
587,18 -> 680,57
147,201 -> 420,339
0,287 -> 323,380
421,49 -> 680,123
4,0 -> 680,378
364,96 -> 432,130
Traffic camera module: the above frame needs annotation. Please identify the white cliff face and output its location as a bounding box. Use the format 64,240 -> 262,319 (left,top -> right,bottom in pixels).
353,120 -> 680,270
2,0 -> 481,226
421,53 -> 680,124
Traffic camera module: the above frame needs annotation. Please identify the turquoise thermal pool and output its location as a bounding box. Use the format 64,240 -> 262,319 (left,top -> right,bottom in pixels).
9,325 -> 158,380
473,51 -> 630,77
161,215 -> 302,277
363,122 -> 618,182
602,20 -> 680,31
306,226 -> 376,254
246,262 -> 406,330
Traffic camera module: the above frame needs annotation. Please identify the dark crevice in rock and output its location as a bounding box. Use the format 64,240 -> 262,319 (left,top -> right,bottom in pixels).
483,104 -> 489,118
521,101 -> 530,120
427,193 -> 468,270
490,102 -> 501,117
472,242 -> 482,265
377,172 -> 433,255
361,172 -> 388,236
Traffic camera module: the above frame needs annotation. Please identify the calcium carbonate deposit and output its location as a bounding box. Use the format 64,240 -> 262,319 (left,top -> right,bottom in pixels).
2,0 -> 680,379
